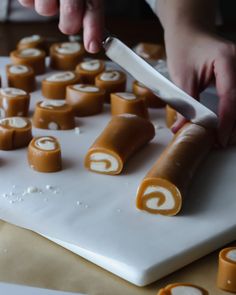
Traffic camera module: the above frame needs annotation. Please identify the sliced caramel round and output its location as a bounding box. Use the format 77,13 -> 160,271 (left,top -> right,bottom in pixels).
17,35 -> 46,51
157,283 -> 209,295
134,42 -> 166,61
75,59 -> 105,84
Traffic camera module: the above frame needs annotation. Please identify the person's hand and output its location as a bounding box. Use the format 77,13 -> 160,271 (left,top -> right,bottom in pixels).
17,0 -> 104,53
164,26 -> 236,146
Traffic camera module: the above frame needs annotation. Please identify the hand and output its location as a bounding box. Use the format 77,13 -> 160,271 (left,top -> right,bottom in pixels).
17,0 -> 104,53
165,26 -> 236,147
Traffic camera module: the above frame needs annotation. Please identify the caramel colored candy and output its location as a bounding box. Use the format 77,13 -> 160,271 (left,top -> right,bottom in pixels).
10,48 -> 46,75
217,247 -> 236,293
33,100 -> 75,130
0,117 -> 32,150
28,136 -> 62,173
134,42 -> 166,61
42,72 -> 80,99
0,88 -> 30,118
6,64 -> 36,93
166,105 -> 178,128
50,42 -> 85,71
17,35 -> 46,51
66,84 -> 105,117
85,114 -> 155,175
111,92 -> 149,119
95,70 -> 126,103
136,123 -> 214,216
75,59 -> 105,84
157,283 -> 209,295
133,80 -> 166,109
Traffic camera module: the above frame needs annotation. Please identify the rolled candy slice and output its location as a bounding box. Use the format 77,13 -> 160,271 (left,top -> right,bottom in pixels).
10,48 -> 46,75
133,80 -> 166,108
84,114 -> 155,175
0,87 -> 30,118
95,70 -> 126,103
166,105 -> 178,128
111,92 -> 149,119
6,64 -> 36,93
0,117 -> 32,150
42,71 -> 80,99
28,136 -> 62,172
75,59 -> 105,84
33,100 -> 75,130
66,84 -> 105,116
50,42 -> 85,70
158,283 -> 209,295
17,35 -> 46,51
136,123 -> 214,216
133,42 -> 166,61
217,247 -> 236,293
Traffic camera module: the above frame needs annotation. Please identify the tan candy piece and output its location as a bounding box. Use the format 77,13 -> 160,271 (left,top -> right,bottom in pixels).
136,123 -> 214,216
0,88 -> 30,118
17,35 -> 46,51
134,42 -> 166,61
66,84 -> 105,117
28,136 -> 62,173
6,64 -> 36,93
33,100 -> 75,130
75,59 -> 105,84
10,48 -> 46,75
84,114 -> 155,175
111,92 -> 149,119
133,80 -> 166,109
166,105 -> 178,128
95,70 -> 126,103
157,283 -> 209,295
50,42 -> 85,71
42,71 -> 80,99
217,247 -> 236,293
0,117 -> 32,150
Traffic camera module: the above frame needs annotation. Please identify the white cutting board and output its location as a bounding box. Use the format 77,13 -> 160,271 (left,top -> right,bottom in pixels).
0,57 -> 235,287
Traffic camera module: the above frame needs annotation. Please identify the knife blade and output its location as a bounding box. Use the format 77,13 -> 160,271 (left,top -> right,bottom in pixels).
103,35 -> 218,129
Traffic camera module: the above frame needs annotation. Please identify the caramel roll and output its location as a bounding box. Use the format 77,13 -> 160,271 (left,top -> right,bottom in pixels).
133,80 -> 166,109
0,117 -> 32,150
33,100 -> 75,130
42,71 -> 80,99
0,88 -> 30,118
134,42 -> 166,61
10,48 -> 46,75
111,92 -> 149,119
6,64 -> 36,93
136,123 -> 214,216
28,136 -> 62,172
157,283 -> 209,295
166,105 -> 178,128
95,70 -> 126,103
50,42 -> 85,70
217,247 -> 236,293
85,114 -> 155,175
66,84 -> 105,117
75,59 -> 105,84
17,35 -> 45,51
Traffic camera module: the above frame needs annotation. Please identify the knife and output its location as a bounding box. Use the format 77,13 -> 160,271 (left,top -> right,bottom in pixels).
102,34 -> 218,129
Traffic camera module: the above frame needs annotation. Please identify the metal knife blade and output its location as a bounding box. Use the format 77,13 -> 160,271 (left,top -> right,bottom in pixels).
103,35 -> 218,129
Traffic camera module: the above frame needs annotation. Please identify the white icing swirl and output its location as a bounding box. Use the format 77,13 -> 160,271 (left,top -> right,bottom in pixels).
89,152 -> 119,173
46,72 -> 75,82
73,84 -> 99,93
40,100 -> 66,109
19,48 -> 41,57
100,71 -> 120,81
56,42 -> 81,55
0,117 -> 28,128
80,60 -> 101,71
116,92 -> 136,100
9,65 -> 29,74
171,286 -> 203,295
143,186 -> 175,211
35,137 -> 57,151
226,249 -> 236,262
20,35 -> 41,44
0,88 -> 26,97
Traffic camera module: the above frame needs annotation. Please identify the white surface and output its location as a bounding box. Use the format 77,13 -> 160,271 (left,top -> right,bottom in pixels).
0,57 -> 236,286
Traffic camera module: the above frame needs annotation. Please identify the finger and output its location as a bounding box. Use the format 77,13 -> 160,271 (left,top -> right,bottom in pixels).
35,0 -> 58,16
171,114 -> 188,133
59,0 -> 84,35
18,0 -> 34,7
83,0 -> 104,53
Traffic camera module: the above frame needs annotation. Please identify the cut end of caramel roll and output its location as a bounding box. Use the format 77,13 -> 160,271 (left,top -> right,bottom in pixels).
75,59 -> 105,84
157,283 -> 209,295
133,43 -> 166,61
17,35 -> 46,51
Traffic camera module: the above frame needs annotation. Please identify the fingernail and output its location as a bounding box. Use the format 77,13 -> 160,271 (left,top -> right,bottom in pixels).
88,40 -> 100,53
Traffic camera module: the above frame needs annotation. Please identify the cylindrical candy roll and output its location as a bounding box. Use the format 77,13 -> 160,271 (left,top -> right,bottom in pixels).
66,84 -> 105,117
166,105 -> 177,128
42,72 -> 80,99
133,80 -> 166,109
157,283 -> 209,295
84,114 -> 155,175
95,70 -> 126,103
28,136 -> 62,173
75,59 -> 105,84
17,35 -> 46,51
217,247 -> 236,293
133,42 -> 166,61
136,123 -> 214,216
10,48 -> 46,75
0,88 -> 30,118
50,42 -> 85,70
111,92 -> 149,119
0,117 -> 32,150
6,64 -> 36,93
33,100 -> 75,130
